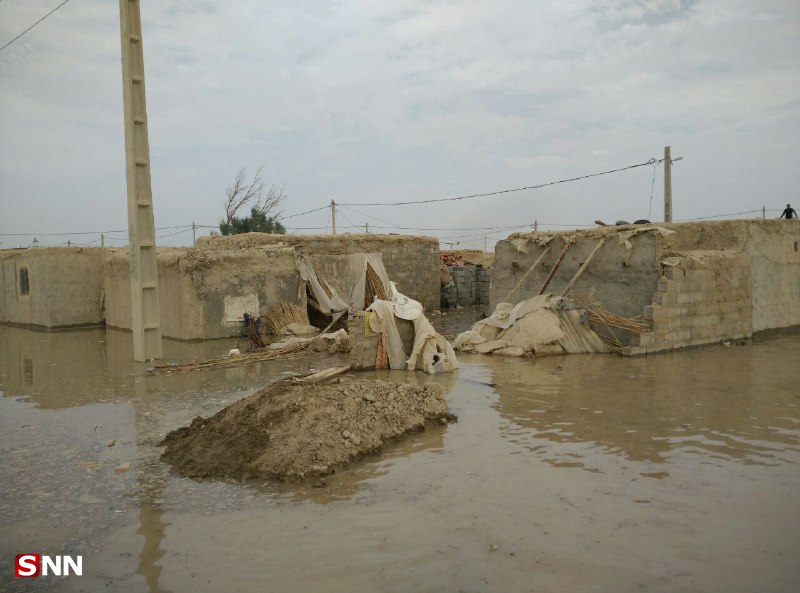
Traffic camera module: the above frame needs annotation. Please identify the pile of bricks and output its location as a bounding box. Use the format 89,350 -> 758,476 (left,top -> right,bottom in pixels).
441,265 -> 491,307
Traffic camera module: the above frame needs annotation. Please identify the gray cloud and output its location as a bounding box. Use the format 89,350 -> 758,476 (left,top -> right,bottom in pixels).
1,0 -> 798,249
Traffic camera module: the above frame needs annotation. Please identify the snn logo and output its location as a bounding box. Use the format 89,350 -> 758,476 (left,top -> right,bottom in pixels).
15,554 -> 82,578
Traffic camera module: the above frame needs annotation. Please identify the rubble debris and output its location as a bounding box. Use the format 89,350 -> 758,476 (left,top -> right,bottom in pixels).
160,377 -> 456,481
453,295 -> 608,356
439,251 -> 465,266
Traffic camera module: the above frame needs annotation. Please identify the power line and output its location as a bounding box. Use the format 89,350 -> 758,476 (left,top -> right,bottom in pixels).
675,210 -> 762,222
156,228 -> 191,240
338,157 -> 663,207
277,205 -> 330,221
0,0 -> 72,54
337,205 -> 529,232
0,224 -> 193,237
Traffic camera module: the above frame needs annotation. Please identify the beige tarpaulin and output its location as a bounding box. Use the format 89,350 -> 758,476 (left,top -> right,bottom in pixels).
453,295 -> 607,356
296,253 -> 390,314
367,283 -> 458,374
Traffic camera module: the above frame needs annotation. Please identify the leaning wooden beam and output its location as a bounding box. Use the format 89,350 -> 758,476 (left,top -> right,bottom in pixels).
538,238 -> 573,295
561,237 -> 607,297
502,245 -> 552,303
298,365 -> 352,383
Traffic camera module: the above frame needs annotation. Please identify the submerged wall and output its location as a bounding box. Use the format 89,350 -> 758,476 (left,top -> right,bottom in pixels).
492,220 -> 800,354
197,233 -> 441,311
1,232 -> 435,339
103,246 -> 301,340
0,247 -> 107,328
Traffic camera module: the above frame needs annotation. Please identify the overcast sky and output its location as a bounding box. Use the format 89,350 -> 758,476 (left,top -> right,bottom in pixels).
1,0 -> 798,250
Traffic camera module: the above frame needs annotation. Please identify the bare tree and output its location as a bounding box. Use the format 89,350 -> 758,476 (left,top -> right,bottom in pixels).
223,166 -> 285,224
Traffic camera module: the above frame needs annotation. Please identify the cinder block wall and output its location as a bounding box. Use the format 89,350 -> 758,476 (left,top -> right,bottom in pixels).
441,265 -> 490,307
197,233 -> 441,311
634,251 -> 753,352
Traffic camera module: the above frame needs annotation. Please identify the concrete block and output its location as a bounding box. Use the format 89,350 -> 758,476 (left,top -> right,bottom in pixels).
636,334 -> 656,347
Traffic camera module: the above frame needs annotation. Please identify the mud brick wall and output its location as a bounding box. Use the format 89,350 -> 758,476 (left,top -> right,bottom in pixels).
441,266 -> 490,307
0,247 -> 106,328
197,233 -> 441,311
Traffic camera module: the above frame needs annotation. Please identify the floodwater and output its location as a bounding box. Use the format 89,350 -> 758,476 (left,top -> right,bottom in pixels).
1,317 -> 799,593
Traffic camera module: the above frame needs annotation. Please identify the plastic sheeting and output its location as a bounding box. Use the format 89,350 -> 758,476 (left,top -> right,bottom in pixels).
453,295 -> 607,356
367,287 -> 458,375
296,253 -> 391,314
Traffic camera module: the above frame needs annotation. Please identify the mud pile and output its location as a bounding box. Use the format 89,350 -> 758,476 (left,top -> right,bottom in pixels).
161,378 -> 454,481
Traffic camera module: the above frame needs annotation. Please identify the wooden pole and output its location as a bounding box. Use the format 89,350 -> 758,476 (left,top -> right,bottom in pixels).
502,245 -> 551,303
538,239 -> 573,295
331,200 -> 336,235
561,237 -> 606,297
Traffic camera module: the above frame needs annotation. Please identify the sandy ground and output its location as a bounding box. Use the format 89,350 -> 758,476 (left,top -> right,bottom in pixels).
161,378 -> 455,481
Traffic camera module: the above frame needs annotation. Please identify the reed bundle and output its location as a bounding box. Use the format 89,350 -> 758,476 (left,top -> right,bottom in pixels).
149,340 -> 311,376
263,301 -> 310,335
567,293 -> 653,352
365,263 -> 388,307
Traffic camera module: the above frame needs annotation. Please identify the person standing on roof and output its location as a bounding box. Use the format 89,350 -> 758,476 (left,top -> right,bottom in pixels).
779,204 -> 798,219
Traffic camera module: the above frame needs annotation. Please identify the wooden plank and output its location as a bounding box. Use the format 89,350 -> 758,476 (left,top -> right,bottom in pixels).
537,239 -> 573,295
561,237 -> 606,296
502,245 -> 551,303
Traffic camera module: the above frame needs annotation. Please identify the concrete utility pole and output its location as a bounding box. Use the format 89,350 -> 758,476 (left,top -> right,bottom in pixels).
664,146 -> 673,223
331,200 -> 337,235
120,0 -> 162,361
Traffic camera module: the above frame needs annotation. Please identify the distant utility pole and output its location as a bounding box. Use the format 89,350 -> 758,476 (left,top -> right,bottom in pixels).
664,146 -> 673,223
365,222 -> 369,234
331,200 -> 337,235
119,0 -> 162,361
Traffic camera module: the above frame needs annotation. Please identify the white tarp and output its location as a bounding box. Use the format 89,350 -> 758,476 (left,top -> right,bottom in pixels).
366,284 -> 458,374
296,253 -> 390,314
453,295 -> 607,356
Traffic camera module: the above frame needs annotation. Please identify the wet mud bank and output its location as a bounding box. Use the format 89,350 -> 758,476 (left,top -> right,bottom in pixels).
161,377 -> 456,481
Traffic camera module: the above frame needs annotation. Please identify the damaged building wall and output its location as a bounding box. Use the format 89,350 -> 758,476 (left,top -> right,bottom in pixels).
196,233 -> 440,311
0,247 -> 106,328
492,231 -> 661,320
492,220 -> 800,354
103,246 -> 301,340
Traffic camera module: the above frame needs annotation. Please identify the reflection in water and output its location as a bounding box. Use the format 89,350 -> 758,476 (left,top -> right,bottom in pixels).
488,336 -> 800,472
0,325 -> 345,409
135,454 -> 172,593
2,324 -> 799,592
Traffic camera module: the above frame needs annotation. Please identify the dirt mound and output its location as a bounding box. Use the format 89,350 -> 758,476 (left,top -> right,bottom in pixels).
160,378 -> 455,481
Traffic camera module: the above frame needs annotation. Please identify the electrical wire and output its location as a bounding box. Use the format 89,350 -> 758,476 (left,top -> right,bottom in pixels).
338,158 -> 662,207
647,160 -> 659,221
337,205 -> 529,232
156,228 -> 191,240
277,205 -> 330,221
0,0 -> 72,53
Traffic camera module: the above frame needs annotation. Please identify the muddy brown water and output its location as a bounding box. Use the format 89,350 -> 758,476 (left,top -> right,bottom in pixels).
1,316 -> 798,593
